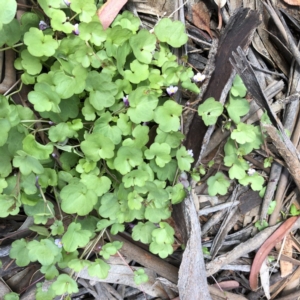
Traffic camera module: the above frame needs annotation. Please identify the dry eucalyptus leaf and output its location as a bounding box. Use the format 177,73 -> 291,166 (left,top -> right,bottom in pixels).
192,2 -> 213,38
214,0 -> 227,8
282,0 -> 300,5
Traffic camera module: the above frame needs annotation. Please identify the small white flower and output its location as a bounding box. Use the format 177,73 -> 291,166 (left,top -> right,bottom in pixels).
54,239 -> 63,248
187,149 -> 194,157
73,23 -> 79,35
193,73 -> 206,83
247,168 -> 256,176
166,86 -> 178,96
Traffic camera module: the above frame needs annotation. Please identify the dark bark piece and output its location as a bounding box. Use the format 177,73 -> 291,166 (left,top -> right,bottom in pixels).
184,8 -> 260,164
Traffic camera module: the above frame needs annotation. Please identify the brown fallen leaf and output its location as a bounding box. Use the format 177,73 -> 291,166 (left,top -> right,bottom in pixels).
249,216 -> 299,291
97,0 -> 128,29
282,0 -> 300,6
277,234 -> 294,277
192,2 -> 213,38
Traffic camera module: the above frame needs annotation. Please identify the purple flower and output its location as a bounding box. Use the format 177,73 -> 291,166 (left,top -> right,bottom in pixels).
193,72 -> 206,83
63,0 -> 71,6
39,21 -> 49,31
73,23 -> 79,35
55,239 -> 63,248
166,86 -> 178,96
123,95 -> 129,107
35,176 -> 40,188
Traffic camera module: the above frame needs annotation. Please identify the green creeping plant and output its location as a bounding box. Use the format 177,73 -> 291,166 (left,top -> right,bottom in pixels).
3,1 -> 204,297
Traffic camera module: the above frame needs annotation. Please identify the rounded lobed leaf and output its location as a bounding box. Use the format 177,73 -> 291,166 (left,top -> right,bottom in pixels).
24,28 -> 58,57
154,18 -> 188,48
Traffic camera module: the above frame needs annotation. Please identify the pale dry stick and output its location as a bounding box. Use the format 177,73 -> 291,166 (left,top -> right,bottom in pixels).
260,95 -> 300,221
263,124 -> 300,191
206,222 -> 282,277
268,61 -> 300,226
201,209 -> 226,236
198,201 -> 240,216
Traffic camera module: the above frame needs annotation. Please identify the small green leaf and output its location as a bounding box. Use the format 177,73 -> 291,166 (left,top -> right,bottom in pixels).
80,173 -> 111,197
62,222 -> 92,252
239,172 -> 264,191
202,247 -> 210,255
134,269 -> 149,285
127,87 -> 158,123
231,123 -> 257,144
176,146 -> 194,171
79,21 -> 106,46
198,97 -> 223,126
13,151 -> 44,175
123,170 -> 149,188
149,241 -> 173,258
124,60 -> 149,84
268,201 -> 276,215
114,146 -> 143,175
290,204 -> 300,216
51,274 -> 79,296
81,132 -> 115,162
144,143 -> 171,167
152,222 -> 174,244
27,239 -> 60,265
10,239 -> 30,267
100,241 -> 123,259
167,183 -> 186,204
129,29 -> 156,64
0,194 -> 20,217
154,100 -> 182,132
4,292 -> 19,300
0,0 -> 17,30
40,264 -> 59,280
255,220 -> 269,231
231,75 -> 247,97
61,181 -> 98,216
207,172 -> 230,196
154,18 -> 188,48
99,193 -> 120,220
87,259 -> 110,279
24,28 -> 59,57
226,95 -> 250,124
228,157 -> 249,180
132,221 -> 156,244
127,190 -> 143,210
28,82 -> 61,113
50,220 -> 65,236
23,135 -> 53,160
70,0 -> 96,22
144,206 -> 171,223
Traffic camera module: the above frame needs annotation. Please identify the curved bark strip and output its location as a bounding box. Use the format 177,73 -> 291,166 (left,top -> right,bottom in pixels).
249,216 -> 299,291
0,50 -> 16,95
